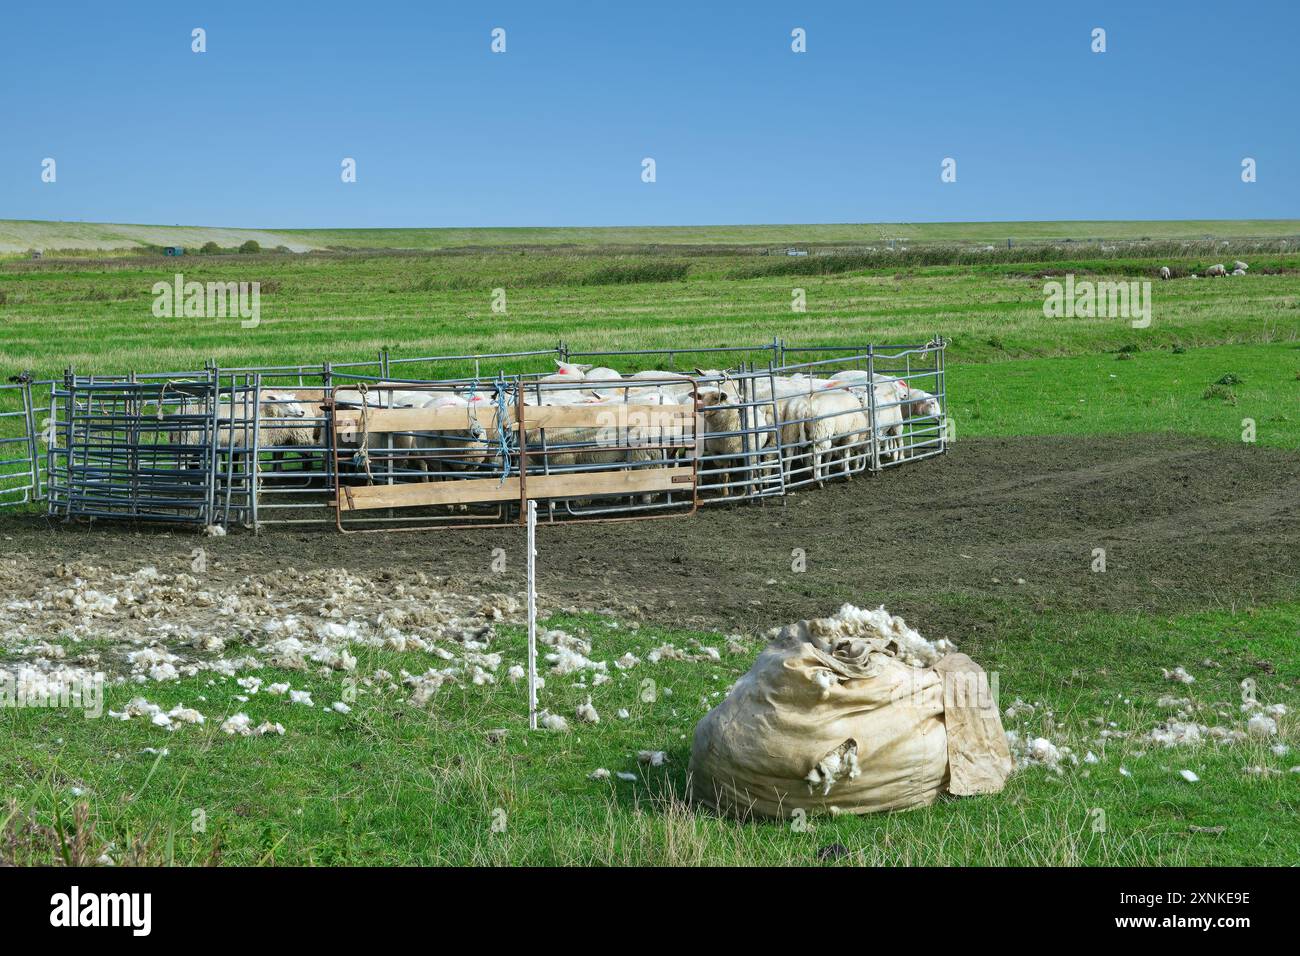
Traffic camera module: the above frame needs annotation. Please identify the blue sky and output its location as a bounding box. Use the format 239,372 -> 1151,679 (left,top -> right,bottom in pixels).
3,0 -> 1296,228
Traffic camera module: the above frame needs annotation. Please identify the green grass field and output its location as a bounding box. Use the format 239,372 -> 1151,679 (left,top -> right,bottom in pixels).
1,219 -> 1297,866
4,603 -> 1296,866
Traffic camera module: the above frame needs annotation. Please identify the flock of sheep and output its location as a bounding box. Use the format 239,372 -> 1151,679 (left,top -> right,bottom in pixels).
1158,259 -> 1251,279
196,359 -> 943,498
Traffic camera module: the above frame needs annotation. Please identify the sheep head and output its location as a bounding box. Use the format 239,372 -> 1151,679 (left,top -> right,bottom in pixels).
260,392 -> 307,419
694,388 -> 730,409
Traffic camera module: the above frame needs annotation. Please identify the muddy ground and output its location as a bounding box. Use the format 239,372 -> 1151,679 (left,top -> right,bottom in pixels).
4,434 -> 1297,642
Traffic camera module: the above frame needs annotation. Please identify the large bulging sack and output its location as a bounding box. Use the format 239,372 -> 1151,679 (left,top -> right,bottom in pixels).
689,605 -> 1011,819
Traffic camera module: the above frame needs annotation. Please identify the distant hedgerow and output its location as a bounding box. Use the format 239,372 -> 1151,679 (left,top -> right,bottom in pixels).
579,262 -> 690,285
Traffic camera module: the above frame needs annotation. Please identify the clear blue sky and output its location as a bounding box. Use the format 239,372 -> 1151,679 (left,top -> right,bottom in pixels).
3,0 -> 1296,229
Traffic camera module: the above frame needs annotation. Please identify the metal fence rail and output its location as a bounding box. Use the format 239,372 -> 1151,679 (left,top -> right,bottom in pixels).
7,337 -> 948,531
0,378 -> 43,507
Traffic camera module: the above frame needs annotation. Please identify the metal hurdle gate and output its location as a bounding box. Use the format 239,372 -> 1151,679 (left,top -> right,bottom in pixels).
7,338 -> 947,531
45,369 -> 262,527
0,375 -> 43,508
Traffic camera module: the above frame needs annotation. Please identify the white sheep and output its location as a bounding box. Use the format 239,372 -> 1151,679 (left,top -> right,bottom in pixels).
868,380 -> 909,461
623,370 -> 697,402
527,390 -> 686,467
904,387 -> 941,420
250,388 -> 331,474
333,386 -> 427,478
779,389 -> 869,483
172,390 -> 308,450
521,383 -> 598,406
695,386 -> 776,496
538,359 -> 592,384
1158,266 -> 1171,280
630,370 -> 691,382
1205,263 -> 1227,277
407,392 -> 500,479
333,385 -> 502,481
582,367 -> 624,395
819,372 -> 916,461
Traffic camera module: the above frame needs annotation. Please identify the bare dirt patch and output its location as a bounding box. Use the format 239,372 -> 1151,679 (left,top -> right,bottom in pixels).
3,435 -> 1297,642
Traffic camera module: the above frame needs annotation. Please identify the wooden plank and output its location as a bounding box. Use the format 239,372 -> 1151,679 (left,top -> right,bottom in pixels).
333,405 -> 508,436
521,403 -> 696,429
526,466 -> 694,499
339,476 -> 522,511
338,464 -> 695,512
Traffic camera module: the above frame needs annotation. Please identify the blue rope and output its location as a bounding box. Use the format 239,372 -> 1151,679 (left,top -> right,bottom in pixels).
493,373 -> 514,486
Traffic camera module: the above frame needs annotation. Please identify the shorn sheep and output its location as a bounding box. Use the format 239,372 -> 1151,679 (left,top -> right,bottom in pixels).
333,385 -> 426,479
778,389 -> 869,483
411,394 -> 500,480
222,356 -> 944,505
821,371 -> 922,462
334,386 -> 500,481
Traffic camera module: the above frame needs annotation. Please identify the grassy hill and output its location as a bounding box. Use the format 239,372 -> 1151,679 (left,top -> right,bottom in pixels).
0,220 -> 319,254
3,218 -> 1300,255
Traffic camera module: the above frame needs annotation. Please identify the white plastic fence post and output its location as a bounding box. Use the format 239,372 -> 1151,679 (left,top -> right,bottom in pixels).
526,498 -> 538,730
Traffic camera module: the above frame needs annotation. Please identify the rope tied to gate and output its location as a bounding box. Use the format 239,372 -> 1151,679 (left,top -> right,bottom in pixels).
352,382 -> 376,484
492,373 -> 514,487
154,379 -> 183,420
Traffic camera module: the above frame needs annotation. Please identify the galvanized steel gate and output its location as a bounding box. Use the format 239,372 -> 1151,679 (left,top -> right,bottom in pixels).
0,377 -> 43,508
46,372 -> 261,527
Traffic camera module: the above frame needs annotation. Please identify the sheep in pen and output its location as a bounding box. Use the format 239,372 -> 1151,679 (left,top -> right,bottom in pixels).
40,341 -> 947,530
318,344 -> 946,530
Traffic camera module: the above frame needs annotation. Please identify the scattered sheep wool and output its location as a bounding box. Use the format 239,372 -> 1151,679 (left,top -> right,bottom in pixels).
688,604 -> 1012,819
